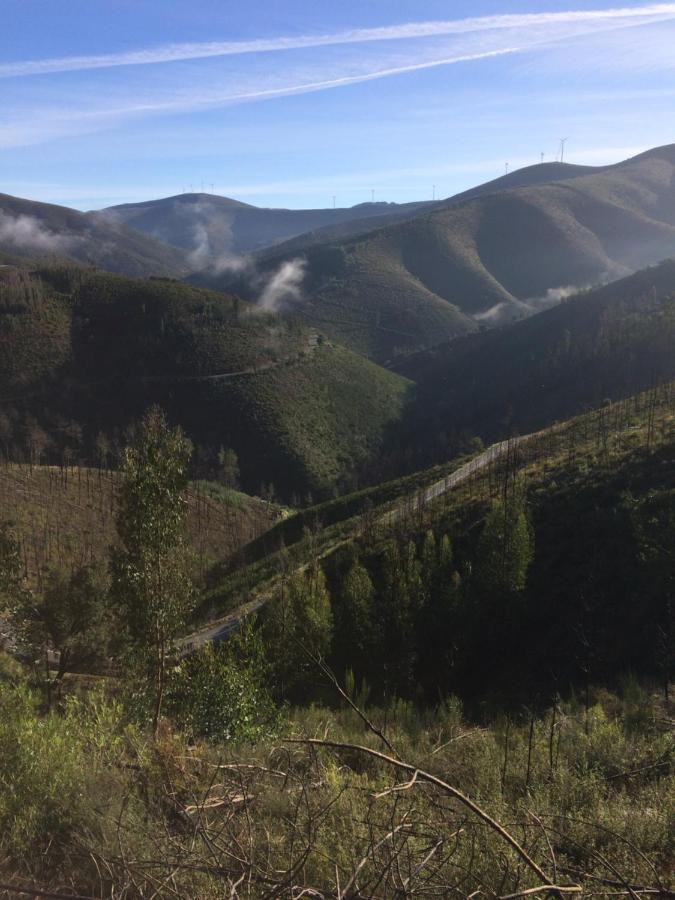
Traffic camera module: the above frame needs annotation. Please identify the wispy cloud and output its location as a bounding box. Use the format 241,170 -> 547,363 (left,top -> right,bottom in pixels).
2,3 -> 675,154
0,47 -> 522,149
2,3 -> 675,78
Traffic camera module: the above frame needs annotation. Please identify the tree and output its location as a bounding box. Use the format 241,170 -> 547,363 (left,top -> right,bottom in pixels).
0,523 -> 22,604
267,561 -> 332,698
217,446 -> 240,489
377,540 -> 421,695
416,532 -> 461,697
8,563 -> 111,693
475,493 -> 534,596
39,566 -> 112,681
166,622 -> 276,741
110,407 -> 195,733
335,556 -> 377,676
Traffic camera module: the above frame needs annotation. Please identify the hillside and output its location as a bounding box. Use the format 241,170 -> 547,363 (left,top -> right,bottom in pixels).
102,192 -> 434,258
0,265 -> 410,499
320,380 -> 675,700
2,384 -> 672,900
0,193 -> 189,277
222,144 -> 675,362
0,463 -> 276,589
196,378 -> 675,705
388,258 -> 675,470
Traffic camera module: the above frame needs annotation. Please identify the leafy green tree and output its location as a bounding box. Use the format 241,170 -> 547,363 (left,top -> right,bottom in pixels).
167,623 -> 276,741
476,493 -> 534,595
377,540 -> 421,695
9,563 -> 111,690
40,566 -> 112,681
335,556 -> 377,676
111,406 -> 195,733
217,446 -> 240,489
416,532 -> 461,696
267,562 -> 332,698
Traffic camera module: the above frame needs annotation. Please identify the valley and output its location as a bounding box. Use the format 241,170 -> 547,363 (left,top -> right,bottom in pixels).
1,133 -> 673,899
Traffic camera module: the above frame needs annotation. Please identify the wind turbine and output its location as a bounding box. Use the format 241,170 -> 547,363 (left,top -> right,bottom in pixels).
559,137 -> 569,163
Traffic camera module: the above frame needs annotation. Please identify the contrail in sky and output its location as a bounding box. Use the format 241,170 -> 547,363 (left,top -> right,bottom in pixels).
2,3 -> 675,78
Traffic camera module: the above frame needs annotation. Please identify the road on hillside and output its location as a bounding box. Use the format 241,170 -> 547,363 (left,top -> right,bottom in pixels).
0,332 -> 320,405
181,434 -> 527,653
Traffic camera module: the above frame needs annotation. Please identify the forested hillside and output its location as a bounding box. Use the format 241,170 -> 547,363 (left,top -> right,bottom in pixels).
199,382 -> 675,705
0,265 -> 410,498
2,384 -> 671,899
0,193 -> 190,277
388,259 -> 675,472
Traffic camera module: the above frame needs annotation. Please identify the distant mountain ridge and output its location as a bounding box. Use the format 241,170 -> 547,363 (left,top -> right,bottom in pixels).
102,193 -> 436,258
220,144 -> 675,362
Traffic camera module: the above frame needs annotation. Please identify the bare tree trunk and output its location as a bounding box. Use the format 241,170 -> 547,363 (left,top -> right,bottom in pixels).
153,635 -> 165,736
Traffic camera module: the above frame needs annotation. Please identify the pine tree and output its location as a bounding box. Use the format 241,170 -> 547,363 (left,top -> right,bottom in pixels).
336,557 -> 376,675
476,493 -> 534,595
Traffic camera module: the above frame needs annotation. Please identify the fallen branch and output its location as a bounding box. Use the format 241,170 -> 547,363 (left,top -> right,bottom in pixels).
285,737 -> 578,892
500,887 -> 583,900
0,883 -> 99,900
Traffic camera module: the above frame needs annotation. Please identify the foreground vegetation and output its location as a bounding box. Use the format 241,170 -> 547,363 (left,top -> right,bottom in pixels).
0,665 -> 671,898
0,391 -> 673,898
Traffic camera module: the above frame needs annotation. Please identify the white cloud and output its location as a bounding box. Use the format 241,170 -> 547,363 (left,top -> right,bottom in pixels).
2,4 -> 675,78
2,3 -> 675,152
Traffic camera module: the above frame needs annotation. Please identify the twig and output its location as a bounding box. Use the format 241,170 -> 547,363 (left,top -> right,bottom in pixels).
286,737 -> 566,889
499,887 -> 582,899
0,883 -> 99,900
310,652 -> 398,757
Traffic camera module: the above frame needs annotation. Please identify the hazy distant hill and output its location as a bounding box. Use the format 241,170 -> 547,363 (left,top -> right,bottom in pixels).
254,162 -> 597,259
225,145 -> 675,363
0,265 -> 409,499
0,193 -> 189,277
388,258 -> 675,470
102,193 -> 434,259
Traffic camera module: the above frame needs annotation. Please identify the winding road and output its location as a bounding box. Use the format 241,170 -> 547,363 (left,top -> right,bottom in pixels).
180,433 -> 527,653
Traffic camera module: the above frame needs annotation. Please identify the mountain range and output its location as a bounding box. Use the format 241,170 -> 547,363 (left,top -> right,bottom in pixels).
209,145 -> 675,362
2,143 -> 675,496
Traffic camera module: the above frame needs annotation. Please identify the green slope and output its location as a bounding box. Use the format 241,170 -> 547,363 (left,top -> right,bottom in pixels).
0,265 -> 410,499
391,258 -> 675,470
200,380 -> 675,703
0,463 -> 276,589
225,145 -> 675,363
0,193 -> 189,277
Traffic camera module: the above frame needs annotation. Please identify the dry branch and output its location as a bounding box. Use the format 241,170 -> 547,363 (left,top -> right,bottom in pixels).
286,736 -> 580,893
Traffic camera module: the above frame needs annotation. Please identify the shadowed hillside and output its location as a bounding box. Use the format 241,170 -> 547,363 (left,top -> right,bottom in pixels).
389,258 -> 675,470
0,265 -> 410,499
0,193 -> 190,277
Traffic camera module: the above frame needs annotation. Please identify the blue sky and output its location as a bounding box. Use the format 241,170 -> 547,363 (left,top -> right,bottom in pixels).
2,0 -> 675,210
